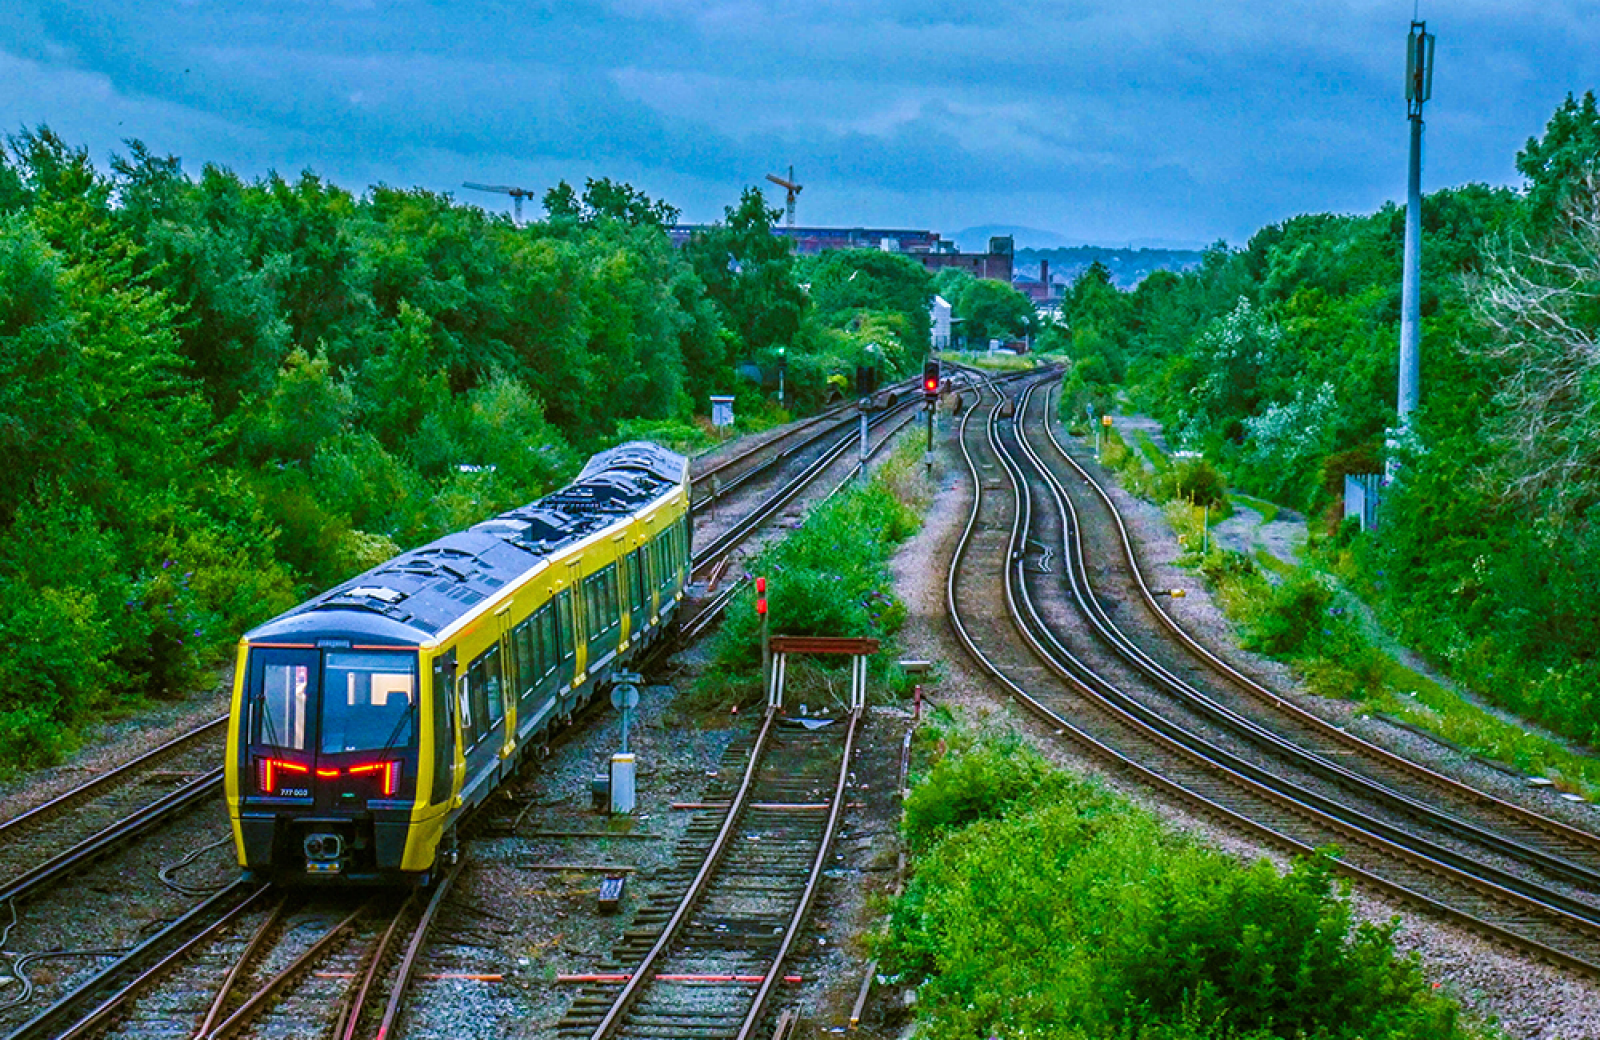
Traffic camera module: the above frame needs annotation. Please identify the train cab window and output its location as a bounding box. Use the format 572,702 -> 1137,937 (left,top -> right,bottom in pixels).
318,651 -> 417,754
247,648 -> 318,751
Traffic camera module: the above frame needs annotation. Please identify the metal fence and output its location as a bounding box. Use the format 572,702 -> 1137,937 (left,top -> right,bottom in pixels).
1344,473 -> 1383,532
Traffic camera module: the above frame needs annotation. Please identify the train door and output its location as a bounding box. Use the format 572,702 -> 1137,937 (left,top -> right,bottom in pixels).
614,536 -> 632,648
624,549 -> 647,643
429,651 -> 459,807
495,605 -> 516,757
458,644 -> 503,798
566,559 -> 588,684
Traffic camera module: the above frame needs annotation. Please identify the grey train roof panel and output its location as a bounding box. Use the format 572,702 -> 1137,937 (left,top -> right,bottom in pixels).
245,442 -> 688,644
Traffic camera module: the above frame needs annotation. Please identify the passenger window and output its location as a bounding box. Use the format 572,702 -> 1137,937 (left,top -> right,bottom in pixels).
538,606 -> 558,677
556,592 -> 576,663
514,621 -> 536,696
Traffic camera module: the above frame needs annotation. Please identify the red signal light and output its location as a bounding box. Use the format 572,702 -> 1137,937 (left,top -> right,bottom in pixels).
924,376 -> 938,393
756,576 -> 768,616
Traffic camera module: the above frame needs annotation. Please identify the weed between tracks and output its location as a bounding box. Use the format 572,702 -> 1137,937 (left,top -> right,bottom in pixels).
688,438 -> 932,714
874,716 -> 1482,1040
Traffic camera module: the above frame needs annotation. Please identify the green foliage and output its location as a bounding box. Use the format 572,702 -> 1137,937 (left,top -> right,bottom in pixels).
697,444 -> 925,709
0,127 -> 877,768
882,728 -> 1469,1040
954,276 -> 1036,346
798,248 -> 935,352
1072,92 -> 1600,751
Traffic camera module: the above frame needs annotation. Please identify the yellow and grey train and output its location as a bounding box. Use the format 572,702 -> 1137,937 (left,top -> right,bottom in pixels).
224,442 -> 691,884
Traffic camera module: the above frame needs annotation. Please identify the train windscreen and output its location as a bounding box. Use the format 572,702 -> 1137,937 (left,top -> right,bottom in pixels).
319,650 -> 418,754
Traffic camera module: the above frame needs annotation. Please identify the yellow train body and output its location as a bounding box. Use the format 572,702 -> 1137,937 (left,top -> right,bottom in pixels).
223,443 -> 690,883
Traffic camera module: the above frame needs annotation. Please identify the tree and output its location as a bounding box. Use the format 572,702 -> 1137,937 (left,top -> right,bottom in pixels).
684,187 -> 804,357
543,178 -> 680,229
1517,91 -> 1600,235
801,249 -> 935,353
1473,173 -> 1600,524
956,278 -> 1035,347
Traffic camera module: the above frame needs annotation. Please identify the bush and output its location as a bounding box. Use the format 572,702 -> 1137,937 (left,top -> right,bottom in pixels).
696,443 -> 924,708
880,728 -> 1471,1040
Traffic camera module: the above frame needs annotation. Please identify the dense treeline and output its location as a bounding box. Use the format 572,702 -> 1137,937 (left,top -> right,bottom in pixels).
0,130 -> 934,766
1049,93 -> 1600,746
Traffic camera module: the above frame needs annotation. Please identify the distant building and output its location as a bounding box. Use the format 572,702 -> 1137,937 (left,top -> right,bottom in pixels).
919,235 -> 1014,285
930,295 -> 953,350
1014,257 -> 1061,305
669,226 -> 1015,284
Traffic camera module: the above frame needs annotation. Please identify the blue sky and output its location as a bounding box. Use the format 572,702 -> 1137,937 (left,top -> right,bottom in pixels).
1,1 -> 1593,246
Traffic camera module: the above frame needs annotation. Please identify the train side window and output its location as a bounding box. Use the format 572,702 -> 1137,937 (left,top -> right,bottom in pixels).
514,619 -> 536,697
457,675 -> 475,747
537,605 -> 558,678
604,566 -> 620,626
474,646 -> 503,726
556,592 -> 576,665
463,651 -> 494,745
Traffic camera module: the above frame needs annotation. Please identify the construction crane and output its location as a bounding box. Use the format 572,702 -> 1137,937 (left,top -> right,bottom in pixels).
765,166 -> 802,228
463,182 -> 537,226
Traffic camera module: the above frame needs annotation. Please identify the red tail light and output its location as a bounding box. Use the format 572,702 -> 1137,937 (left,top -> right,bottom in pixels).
258,758 -> 309,793
349,760 -> 400,796
315,768 -> 340,779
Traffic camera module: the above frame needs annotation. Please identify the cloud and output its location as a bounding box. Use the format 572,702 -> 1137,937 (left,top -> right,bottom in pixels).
2,0 -> 1595,243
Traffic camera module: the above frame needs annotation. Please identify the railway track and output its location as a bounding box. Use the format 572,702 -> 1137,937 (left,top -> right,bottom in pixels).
557,706 -> 860,1040
0,719 -> 228,907
947,374 -> 1600,977
10,867 -> 460,1040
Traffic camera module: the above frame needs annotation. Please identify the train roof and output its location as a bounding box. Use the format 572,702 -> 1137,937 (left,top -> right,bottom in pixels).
245,442 -> 689,645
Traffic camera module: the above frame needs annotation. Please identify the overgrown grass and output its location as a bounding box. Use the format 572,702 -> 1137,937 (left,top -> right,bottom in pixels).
690,436 -> 932,713
944,350 -> 1037,371
1229,491 -> 1282,525
878,716 -> 1478,1040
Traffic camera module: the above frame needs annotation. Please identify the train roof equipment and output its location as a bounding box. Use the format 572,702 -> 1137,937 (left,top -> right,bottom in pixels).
245,442 -> 688,645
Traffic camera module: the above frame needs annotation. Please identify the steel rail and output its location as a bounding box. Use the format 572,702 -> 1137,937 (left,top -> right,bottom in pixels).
204,897 -> 376,1039
0,716 -> 226,842
998,384 -> 1600,932
690,378 -> 921,509
0,767 -> 224,909
1035,395 -> 1600,853
1009,387 -> 1600,890
945,381 -> 1600,978
586,706 -> 783,1040
734,709 -> 861,1040
6,882 -> 270,1040
374,862 -> 463,1040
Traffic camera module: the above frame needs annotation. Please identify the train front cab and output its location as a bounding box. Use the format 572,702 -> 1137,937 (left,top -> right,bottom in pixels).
228,640 -> 447,884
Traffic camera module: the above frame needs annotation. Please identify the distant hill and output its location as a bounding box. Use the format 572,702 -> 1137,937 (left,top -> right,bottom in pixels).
1017,245 -> 1205,290
951,224 -> 1073,251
